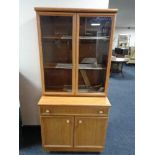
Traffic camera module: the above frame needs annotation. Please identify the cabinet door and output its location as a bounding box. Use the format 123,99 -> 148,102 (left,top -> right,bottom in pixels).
76,14 -> 115,96
74,117 -> 108,149
41,116 -> 74,148
37,13 -> 76,95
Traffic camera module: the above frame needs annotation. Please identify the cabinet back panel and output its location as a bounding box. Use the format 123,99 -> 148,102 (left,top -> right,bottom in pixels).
42,40 -> 72,64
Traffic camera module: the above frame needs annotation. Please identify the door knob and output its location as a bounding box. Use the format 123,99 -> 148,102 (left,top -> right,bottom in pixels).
78,120 -> 82,124
45,109 -> 50,113
99,110 -> 103,114
66,120 -> 70,124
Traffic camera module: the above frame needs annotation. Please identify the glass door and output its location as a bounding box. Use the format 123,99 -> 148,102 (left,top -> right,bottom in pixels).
77,14 -> 113,95
39,13 -> 75,94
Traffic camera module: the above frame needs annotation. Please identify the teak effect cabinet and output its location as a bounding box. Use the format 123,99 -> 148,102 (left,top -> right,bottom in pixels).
35,7 -> 117,152
38,97 -> 110,152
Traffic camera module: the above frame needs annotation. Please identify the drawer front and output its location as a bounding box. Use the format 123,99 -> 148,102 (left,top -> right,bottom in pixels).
40,106 -> 109,116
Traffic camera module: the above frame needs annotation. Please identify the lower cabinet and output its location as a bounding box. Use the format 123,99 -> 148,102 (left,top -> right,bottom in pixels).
41,115 -> 108,151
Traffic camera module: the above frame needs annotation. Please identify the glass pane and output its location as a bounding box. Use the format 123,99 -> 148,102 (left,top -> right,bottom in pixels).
78,16 -> 112,93
44,69 -> 72,92
40,16 -> 73,92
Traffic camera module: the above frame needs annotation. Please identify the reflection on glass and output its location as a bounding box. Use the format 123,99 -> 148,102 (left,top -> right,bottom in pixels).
78,17 -> 112,93
40,16 -> 73,92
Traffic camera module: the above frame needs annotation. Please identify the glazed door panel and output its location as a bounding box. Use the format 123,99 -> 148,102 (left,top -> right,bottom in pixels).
38,13 -> 76,94
74,117 -> 108,149
76,14 -> 114,95
41,116 -> 74,147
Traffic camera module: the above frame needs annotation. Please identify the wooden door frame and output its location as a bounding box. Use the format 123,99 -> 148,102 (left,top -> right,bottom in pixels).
36,12 -> 76,96
75,13 -> 117,96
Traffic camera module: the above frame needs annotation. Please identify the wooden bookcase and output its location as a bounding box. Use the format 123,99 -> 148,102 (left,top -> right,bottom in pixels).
35,7 -> 117,152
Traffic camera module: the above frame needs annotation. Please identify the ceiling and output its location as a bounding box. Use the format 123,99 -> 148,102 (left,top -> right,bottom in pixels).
109,0 -> 135,28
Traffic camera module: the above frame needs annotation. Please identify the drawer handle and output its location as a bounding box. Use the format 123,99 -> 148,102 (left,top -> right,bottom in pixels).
99,110 -> 103,114
45,109 -> 50,113
78,120 -> 82,124
66,120 -> 70,124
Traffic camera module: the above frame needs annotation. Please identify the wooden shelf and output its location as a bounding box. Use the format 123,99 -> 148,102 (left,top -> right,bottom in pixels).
43,85 -> 104,93
44,63 -> 105,70
38,96 -> 111,106
44,63 -> 72,69
78,85 -> 104,93
79,64 -> 105,70
80,36 -> 110,40
42,36 -> 109,40
45,85 -> 72,92
42,36 -> 72,40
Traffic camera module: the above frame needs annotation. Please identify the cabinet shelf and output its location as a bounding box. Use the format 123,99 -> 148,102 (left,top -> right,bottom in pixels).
46,85 -> 104,92
42,36 -> 109,40
44,63 -> 105,70
42,36 -> 72,40
80,36 -> 110,40
79,64 -> 105,70
44,63 -> 72,69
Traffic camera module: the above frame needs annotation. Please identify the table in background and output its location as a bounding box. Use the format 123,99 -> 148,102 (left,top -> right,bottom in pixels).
111,57 -> 129,77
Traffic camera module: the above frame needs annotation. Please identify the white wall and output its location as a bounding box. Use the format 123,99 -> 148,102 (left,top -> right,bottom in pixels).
19,0 -> 109,125
113,27 -> 135,49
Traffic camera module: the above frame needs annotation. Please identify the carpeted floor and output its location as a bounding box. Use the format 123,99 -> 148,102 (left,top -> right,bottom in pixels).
20,64 -> 135,155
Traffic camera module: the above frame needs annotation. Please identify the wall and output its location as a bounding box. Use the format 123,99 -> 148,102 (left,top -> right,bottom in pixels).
109,0 -> 135,27
109,0 -> 135,49
19,0 -> 109,125
113,27 -> 135,49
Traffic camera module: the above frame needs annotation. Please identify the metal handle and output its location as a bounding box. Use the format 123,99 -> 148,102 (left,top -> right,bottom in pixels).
66,120 -> 70,124
99,110 -> 103,114
78,120 -> 82,124
45,109 -> 50,113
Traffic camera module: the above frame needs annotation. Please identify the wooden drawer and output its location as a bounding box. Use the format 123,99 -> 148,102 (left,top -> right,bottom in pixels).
40,105 -> 109,116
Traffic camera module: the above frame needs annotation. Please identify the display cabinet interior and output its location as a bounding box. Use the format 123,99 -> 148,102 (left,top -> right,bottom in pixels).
36,10 -> 116,96
77,16 -> 112,93
39,14 -> 74,93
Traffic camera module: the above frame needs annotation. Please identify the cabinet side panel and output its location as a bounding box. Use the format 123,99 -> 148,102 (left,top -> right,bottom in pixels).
36,13 -> 45,94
